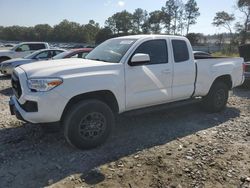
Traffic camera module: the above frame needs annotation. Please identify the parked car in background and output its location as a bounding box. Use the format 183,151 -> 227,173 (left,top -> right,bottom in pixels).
193,51 -> 212,59
0,42 -> 50,63
0,49 -> 65,75
4,43 -> 15,48
52,48 -> 93,60
244,63 -> 250,86
239,44 -> 250,87
9,35 -> 244,150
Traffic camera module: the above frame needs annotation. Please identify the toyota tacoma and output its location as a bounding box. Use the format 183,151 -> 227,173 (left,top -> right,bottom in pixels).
9,35 -> 245,149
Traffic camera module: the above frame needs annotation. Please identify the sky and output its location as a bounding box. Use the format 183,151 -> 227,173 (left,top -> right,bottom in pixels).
0,0 -> 244,35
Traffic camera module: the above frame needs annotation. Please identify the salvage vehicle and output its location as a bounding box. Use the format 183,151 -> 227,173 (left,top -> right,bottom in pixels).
0,42 -> 50,63
0,49 -> 65,75
9,35 -> 245,149
239,44 -> 250,87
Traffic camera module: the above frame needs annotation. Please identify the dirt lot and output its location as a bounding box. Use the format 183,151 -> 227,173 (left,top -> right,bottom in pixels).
0,75 -> 249,188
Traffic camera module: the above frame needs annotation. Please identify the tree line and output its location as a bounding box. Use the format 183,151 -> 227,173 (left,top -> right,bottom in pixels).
0,20 -> 100,44
0,0 -> 199,44
105,0 -> 200,36
0,0 -> 249,45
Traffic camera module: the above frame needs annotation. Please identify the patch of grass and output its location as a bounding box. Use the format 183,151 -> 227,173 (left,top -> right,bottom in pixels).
212,52 -> 239,57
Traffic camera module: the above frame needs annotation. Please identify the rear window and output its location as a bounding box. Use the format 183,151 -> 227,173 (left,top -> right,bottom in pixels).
29,43 -> 46,51
172,40 -> 189,63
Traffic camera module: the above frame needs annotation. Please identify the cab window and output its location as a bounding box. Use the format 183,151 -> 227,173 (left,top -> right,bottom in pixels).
29,43 -> 46,51
172,40 -> 189,63
133,40 -> 168,65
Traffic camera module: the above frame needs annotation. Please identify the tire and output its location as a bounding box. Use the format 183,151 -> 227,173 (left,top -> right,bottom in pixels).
0,57 -> 10,63
202,81 -> 229,113
63,99 -> 115,150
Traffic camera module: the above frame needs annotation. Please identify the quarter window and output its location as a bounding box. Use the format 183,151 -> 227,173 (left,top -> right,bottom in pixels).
172,40 -> 189,63
133,40 -> 168,65
29,43 -> 46,51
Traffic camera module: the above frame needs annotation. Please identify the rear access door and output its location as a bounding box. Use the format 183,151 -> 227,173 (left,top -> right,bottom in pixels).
171,39 -> 196,100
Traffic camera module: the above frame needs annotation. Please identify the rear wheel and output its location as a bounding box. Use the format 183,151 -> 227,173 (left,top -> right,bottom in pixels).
63,100 -> 115,150
202,81 -> 229,113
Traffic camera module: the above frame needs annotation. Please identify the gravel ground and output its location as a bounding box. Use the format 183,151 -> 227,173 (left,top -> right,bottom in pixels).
0,75 -> 249,188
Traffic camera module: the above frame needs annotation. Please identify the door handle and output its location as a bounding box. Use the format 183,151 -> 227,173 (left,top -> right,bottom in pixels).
161,69 -> 171,74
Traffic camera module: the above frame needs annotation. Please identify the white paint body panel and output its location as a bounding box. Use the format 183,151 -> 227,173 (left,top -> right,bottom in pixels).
194,58 -> 244,96
0,42 -> 49,59
11,35 -> 244,123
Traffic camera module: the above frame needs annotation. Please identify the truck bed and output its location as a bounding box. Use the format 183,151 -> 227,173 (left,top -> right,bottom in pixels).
194,57 -> 244,97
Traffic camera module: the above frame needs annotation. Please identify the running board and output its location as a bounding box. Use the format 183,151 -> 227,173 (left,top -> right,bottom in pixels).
122,98 -> 202,116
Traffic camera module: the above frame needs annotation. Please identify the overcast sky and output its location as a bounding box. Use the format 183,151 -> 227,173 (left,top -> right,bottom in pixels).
0,0 -> 244,34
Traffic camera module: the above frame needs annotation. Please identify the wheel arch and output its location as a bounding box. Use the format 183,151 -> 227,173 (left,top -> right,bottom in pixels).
61,90 -> 119,121
0,56 -> 11,61
212,75 -> 232,90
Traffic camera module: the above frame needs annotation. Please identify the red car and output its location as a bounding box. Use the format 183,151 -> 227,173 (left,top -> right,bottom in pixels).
52,48 -> 93,60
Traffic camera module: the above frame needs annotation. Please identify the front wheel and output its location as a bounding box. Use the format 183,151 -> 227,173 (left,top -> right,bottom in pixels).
0,57 -> 10,63
201,81 -> 229,113
63,100 -> 115,150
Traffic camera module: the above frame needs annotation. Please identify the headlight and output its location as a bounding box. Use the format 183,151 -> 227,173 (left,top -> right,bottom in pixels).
27,78 -> 63,92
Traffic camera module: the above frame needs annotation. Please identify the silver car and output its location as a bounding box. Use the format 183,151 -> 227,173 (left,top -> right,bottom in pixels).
0,48 -> 65,75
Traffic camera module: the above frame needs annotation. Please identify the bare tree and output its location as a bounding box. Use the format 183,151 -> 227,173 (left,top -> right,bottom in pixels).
212,11 -> 235,52
162,0 -> 185,35
132,8 -> 148,34
237,0 -> 250,44
212,11 -> 235,34
185,0 -> 200,35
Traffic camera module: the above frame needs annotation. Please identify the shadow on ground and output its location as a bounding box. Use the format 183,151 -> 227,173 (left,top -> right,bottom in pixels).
0,75 -> 12,97
0,103 -> 241,188
0,74 -> 11,80
233,87 -> 250,99
0,87 -> 12,96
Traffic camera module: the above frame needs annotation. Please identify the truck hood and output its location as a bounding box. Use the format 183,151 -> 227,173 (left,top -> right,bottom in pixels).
19,58 -> 120,78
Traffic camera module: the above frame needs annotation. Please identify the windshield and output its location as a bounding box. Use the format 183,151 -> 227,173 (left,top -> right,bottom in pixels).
85,38 -> 136,63
53,51 -> 72,59
23,50 -> 42,59
10,44 -> 18,51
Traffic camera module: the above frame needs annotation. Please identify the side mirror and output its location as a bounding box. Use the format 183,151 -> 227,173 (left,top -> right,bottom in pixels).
129,53 -> 150,66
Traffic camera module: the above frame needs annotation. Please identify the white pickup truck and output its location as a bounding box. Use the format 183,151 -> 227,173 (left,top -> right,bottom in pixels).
9,35 -> 245,149
0,42 -> 50,63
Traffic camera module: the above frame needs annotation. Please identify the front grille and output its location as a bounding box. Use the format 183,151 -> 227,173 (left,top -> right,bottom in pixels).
246,64 -> 250,72
11,72 -> 22,98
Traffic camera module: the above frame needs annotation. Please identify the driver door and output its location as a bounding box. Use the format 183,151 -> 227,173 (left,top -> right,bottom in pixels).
125,39 -> 173,110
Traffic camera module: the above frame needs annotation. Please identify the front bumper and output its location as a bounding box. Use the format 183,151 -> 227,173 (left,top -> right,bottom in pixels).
9,68 -> 68,123
9,91 -> 68,124
9,96 -> 26,122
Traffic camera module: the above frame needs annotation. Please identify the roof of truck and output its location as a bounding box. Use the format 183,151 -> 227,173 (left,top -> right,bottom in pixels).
116,34 -> 186,40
